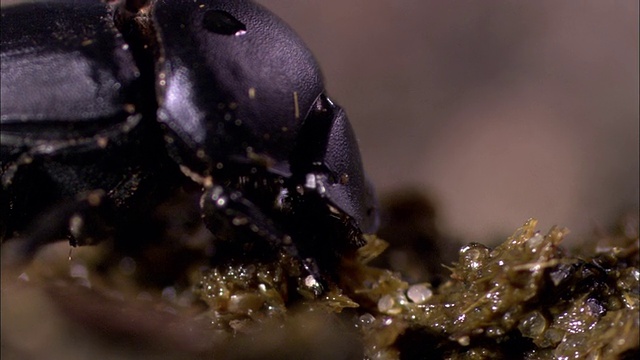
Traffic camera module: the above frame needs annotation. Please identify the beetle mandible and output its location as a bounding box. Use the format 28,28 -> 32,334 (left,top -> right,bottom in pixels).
0,0 -> 378,296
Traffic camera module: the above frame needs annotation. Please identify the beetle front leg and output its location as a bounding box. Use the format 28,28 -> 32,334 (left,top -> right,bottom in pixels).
200,185 -> 325,298
296,172 -> 367,249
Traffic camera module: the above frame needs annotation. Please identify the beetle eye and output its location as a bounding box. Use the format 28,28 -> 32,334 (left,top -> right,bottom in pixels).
202,10 -> 247,36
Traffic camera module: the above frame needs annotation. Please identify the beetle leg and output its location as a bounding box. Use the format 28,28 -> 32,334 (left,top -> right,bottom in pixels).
200,184 -> 325,298
298,172 -> 366,248
1,190 -> 114,266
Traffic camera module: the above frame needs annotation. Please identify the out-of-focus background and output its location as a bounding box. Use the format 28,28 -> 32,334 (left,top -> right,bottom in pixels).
259,0 -> 639,244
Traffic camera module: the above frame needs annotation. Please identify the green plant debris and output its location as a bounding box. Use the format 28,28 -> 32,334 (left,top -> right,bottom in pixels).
2,214 -> 638,359
343,219 -> 639,359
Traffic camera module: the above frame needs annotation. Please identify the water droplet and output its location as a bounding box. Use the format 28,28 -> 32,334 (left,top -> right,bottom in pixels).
407,283 -> 433,304
456,335 -> 470,346
202,10 -> 246,36
358,313 -> 376,328
518,311 -> 547,337
377,294 -> 395,313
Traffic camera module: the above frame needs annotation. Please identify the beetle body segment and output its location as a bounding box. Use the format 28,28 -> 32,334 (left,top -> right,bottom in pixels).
1,1 -> 175,243
1,1 -> 141,123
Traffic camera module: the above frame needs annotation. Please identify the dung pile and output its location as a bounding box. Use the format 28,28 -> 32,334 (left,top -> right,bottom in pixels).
2,213 -> 638,359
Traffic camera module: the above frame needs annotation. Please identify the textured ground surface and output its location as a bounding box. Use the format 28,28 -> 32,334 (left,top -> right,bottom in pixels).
2,193 -> 637,359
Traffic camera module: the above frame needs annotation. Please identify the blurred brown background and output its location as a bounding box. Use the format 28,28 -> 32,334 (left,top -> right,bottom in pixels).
2,0 -> 638,244
258,0 -> 639,244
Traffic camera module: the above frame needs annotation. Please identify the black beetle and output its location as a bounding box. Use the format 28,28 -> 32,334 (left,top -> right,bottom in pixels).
0,0 -> 378,296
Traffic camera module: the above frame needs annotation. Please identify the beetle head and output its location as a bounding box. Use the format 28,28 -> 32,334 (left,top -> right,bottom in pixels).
291,95 -> 379,235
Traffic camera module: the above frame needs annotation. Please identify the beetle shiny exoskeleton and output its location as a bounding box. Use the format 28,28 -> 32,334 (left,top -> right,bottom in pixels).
0,0 -> 378,297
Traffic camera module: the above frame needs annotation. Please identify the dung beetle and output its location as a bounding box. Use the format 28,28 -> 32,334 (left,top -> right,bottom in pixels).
0,0 -> 378,296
